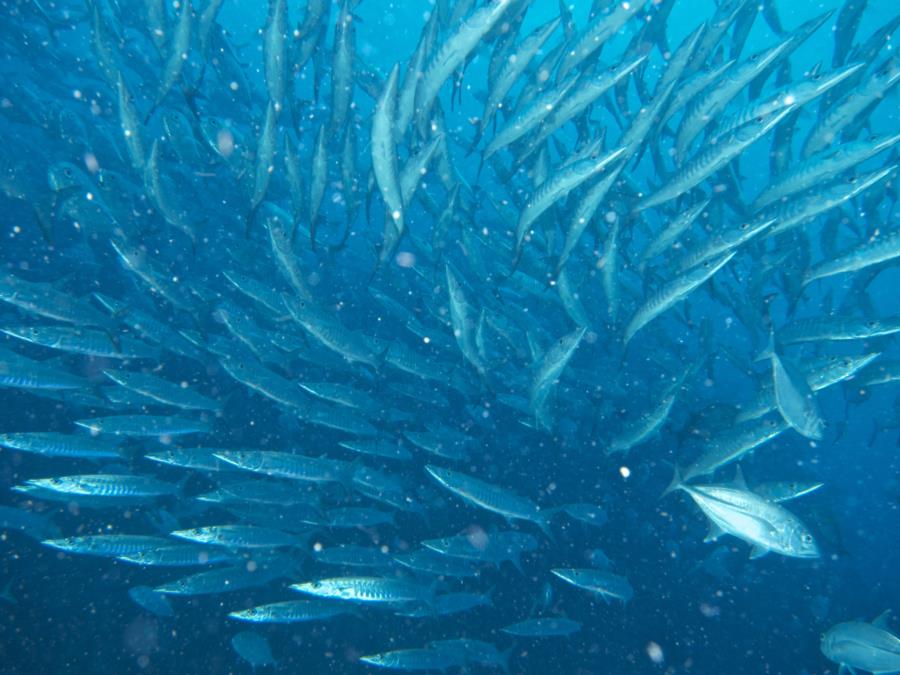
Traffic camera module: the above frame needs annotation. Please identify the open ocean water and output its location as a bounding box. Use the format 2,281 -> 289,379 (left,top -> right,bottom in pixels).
0,0 -> 898,673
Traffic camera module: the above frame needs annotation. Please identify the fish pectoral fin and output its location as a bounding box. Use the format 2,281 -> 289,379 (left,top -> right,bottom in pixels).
749,545 -> 769,560
703,522 -> 725,543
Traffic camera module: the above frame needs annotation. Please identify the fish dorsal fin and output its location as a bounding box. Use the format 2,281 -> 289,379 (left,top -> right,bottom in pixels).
753,330 -> 777,363
732,465 -> 748,490
703,522 -> 725,543
749,545 -> 769,560
526,331 -> 544,365
872,609 -> 892,630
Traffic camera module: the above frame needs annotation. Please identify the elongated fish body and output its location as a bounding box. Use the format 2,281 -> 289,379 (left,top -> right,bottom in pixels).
329,0 -> 356,136
515,148 -> 625,258
660,59 -> 736,129
151,0 -> 191,113
116,75 -> 145,171
608,393 -> 676,456
445,264 -> 486,374
551,568 -> 633,603
91,294 -> 205,362
156,562 -> 289,595
118,545 -> 239,567
218,357 -> 312,410
298,382 -> 377,412
264,208 -> 312,300
43,534 -> 169,557
558,163 -> 624,273
314,545 -> 394,569
291,576 -> 432,605
753,480 -> 824,503
171,524 -> 300,549
283,295 -> 383,367
426,465 -> 552,537
414,0 -> 515,131
76,415 -> 211,437
677,218 -> 775,272
109,239 -> 197,313
0,432 -> 122,459
519,57 -> 646,161
737,353 -> 880,424
641,109 -> 791,211
24,474 -> 179,499
530,325 -> 586,427
482,72 -> 579,164
673,481 -> 819,558
1,326 -> 159,360
763,165 -> 894,237
0,353 -> 89,390
422,531 -> 537,570
803,55 -> 900,158
683,417 -> 790,482
717,62 -> 864,140
476,17 -> 560,143
361,648 -> 464,671
309,124 -> 328,245
250,101 -> 278,216
556,0 -> 648,79
394,550 -> 482,578
214,450 -> 354,484
503,617 -> 581,637
675,39 -> 792,159
766,347 -> 826,440
805,220 -> 900,285
229,599 -> 349,624
754,133 -> 900,210
371,64 -> 404,262
264,0 -> 287,110
641,199 -> 710,266
102,369 -> 219,411
780,315 -> 900,344
624,251 -> 735,345
396,11 -> 439,138
399,134 -> 442,206
0,275 -> 115,330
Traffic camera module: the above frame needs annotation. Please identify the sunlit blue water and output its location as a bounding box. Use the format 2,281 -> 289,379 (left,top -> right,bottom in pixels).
0,0 -> 898,673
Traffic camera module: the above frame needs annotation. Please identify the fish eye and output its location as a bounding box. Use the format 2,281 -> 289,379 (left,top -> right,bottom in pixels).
64,167 -> 73,177
740,222 -> 749,230
801,534 -> 813,544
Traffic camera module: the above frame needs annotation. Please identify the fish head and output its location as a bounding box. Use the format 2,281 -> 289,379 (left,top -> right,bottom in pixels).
786,523 -> 820,558
43,537 -> 75,551
47,162 -> 84,191
820,622 -> 853,662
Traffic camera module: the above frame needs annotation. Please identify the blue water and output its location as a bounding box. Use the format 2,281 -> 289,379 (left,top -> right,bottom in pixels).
0,0 -> 899,673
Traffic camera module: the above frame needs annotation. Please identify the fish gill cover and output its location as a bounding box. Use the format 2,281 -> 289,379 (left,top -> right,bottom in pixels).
0,0 -> 898,673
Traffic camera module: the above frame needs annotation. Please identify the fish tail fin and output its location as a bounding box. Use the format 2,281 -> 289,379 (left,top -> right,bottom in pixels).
535,514 -> 556,543
466,129 -> 483,156
142,102 -> 158,126
245,203 -> 260,239
753,330 -> 776,363
661,462 -> 683,498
